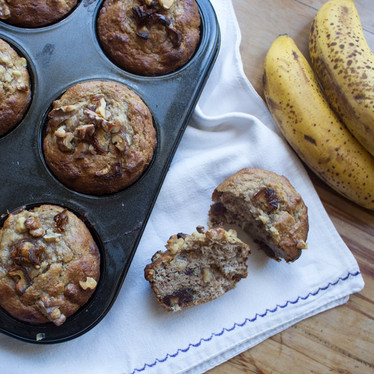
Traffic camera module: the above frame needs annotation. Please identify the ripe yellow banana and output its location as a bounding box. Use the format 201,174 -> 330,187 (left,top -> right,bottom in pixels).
309,0 -> 374,156
263,35 -> 374,210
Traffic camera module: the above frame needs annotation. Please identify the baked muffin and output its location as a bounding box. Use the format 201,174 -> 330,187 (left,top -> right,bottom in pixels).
0,204 -> 100,326
0,0 -> 78,28
0,38 -> 31,136
209,168 -> 308,262
43,80 -> 156,195
144,226 -> 250,311
97,0 -> 201,76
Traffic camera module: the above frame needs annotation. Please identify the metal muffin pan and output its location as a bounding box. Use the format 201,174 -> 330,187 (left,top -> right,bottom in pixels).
0,0 -> 220,343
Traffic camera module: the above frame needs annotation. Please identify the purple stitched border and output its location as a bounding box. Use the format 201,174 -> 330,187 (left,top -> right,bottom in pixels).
131,270 -> 361,374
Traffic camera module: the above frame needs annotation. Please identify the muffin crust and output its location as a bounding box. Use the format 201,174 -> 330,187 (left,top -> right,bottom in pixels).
209,168 -> 308,262
97,0 -> 201,76
0,204 -> 100,326
0,38 -> 31,136
0,0 -> 78,28
43,80 -> 156,195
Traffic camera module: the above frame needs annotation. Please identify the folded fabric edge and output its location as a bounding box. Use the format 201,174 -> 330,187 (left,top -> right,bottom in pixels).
128,270 -> 363,374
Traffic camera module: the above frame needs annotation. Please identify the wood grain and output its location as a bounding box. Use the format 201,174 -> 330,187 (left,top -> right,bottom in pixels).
207,0 -> 374,372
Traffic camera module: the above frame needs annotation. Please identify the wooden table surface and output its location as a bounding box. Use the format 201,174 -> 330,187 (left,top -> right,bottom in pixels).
208,0 -> 374,373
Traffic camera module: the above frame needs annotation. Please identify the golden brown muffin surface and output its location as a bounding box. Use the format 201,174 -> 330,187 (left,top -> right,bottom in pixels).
43,80 -> 156,195
0,204 -> 100,326
0,38 -> 31,136
0,0 -> 78,27
209,168 -> 308,262
97,0 -> 201,76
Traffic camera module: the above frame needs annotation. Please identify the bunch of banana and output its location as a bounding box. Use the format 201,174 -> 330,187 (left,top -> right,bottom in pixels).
309,0 -> 374,156
263,35 -> 374,210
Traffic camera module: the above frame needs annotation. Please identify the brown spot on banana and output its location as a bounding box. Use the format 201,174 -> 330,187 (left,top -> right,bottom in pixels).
304,135 -> 317,145
263,34 -> 374,210
309,0 -> 374,157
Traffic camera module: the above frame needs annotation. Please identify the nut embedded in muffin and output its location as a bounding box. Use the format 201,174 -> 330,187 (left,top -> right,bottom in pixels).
144,226 -> 251,311
0,204 -> 100,326
0,38 -> 31,136
43,80 -> 157,195
97,0 -> 201,76
209,168 -> 309,262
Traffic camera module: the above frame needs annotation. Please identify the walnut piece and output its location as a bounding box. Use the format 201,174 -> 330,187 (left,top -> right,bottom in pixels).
43,229 -> 61,242
56,104 -> 79,113
15,216 -> 27,233
92,128 -> 108,153
159,0 -> 174,9
83,108 -> 112,131
151,250 -> 163,262
36,297 -> 66,326
54,209 -> 68,233
25,216 -> 45,237
79,277 -> 97,290
57,132 -> 75,152
16,83 -> 29,92
95,164 -> 111,176
10,240 -> 42,266
252,187 -> 279,212
75,124 -> 95,140
94,97 -> 107,119
110,119 -> 121,134
54,126 -> 66,138
8,267 -> 31,295
112,134 -> 126,151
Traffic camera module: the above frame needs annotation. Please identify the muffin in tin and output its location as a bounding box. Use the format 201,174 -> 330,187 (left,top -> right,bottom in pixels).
0,204 -> 100,326
0,0 -> 78,28
0,37 -> 31,136
97,0 -> 201,76
43,80 -> 157,195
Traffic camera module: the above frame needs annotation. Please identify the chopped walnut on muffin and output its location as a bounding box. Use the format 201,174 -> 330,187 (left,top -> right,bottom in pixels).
0,38 -> 31,136
43,80 -> 156,195
0,205 -> 100,326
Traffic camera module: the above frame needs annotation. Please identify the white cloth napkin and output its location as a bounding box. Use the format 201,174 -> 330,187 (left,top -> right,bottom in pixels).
0,0 -> 364,373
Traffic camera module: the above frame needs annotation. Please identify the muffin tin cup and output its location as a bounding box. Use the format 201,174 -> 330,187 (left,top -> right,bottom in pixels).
0,0 -> 220,343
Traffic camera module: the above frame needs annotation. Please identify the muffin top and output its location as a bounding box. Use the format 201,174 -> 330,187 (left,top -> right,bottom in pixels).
0,38 -> 31,136
0,204 -> 100,326
209,168 -> 308,262
97,0 -> 201,76
0,0 -> 78,27
43,80 -> 157,195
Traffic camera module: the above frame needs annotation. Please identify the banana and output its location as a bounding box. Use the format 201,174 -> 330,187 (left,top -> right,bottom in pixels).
263,35 -> 374,210
309,0 -> 374,157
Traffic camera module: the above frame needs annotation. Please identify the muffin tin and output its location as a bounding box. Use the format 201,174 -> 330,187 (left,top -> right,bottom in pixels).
0,0 -> 220,343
